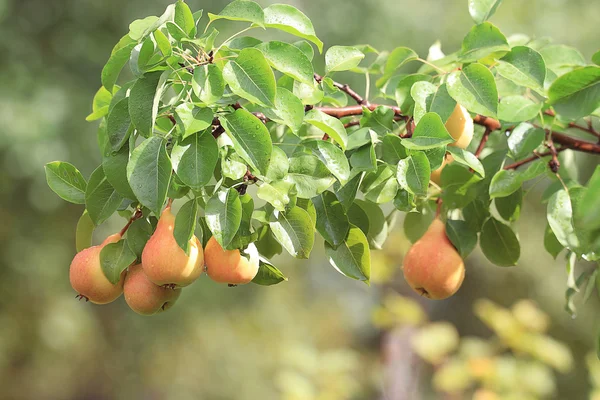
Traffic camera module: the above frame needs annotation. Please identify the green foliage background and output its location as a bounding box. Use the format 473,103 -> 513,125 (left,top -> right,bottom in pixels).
1,0 -> 599,398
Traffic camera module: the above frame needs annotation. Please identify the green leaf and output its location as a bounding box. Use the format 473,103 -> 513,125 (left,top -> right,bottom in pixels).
264,146 -> 290,182
285,154 -> 335,199
269,206 -> 315,258
273,87 -> 304,132
334,172 -> 364,211
397,152 -> 430,196
86,86 -> 113,121
153,30 -> 172,57
446,219 -> 477,258
312,191 -> 350,247
174,198 -> 198,254
127,137 -> 172,216
468,0 -> 503,24
174,0 -> 196,37
548,66 -> 600,120
495,46 -> 546,92
296,198 -> 316,228
402,112 -> 454,150
127,218 -> 153,258
507,123 -> 545,160
101,43 -> 136,91
85,166 -> 123,226
460,22 -> 509,62
547,189 -> 580,251
353,199 -> 388,250
304,109 -> 348,150
128,71 -> 164,136
208,0 -> 265,27
360,106 -> 394,135
362,164 -> 399,204
346,128 -> 375,151
263,4 -> 323,53
463,198 -> 490,232
220,109 -> 273,174
447,63 -> 498,117
171,129 -> 218,190
446,147 -> 485,177
489,160 -> 547,199
223,48 -> 277,107
76,210 -> 95,252
498,95 -> 542,123
544,223 -> 564,259
252,260 -> 287,286
129,37 -> 156,77
256,41 -> 314,85
350,144 -> 377,172
303,140 -> 350,184
394,190 -> 416,212
166,21 -> 188,41
175,104 -> 213,139
381,134 -> 408,165
193,64 -> 225,105
294,40 -> 315,61
102,141 -> 136,200
45,161 -> 87,204
480,217 -> 520,266
412,82 -> 457,124
495,188 -> 522,222
293,80 -> 324,104
205,188 -> 242,248
100,240 -> 136,284
539,45 -> 586,74
593,50 -> 600,66
325,46 -> 365,73
376,47 -> 418,87
257,180 -> 295,211
128,4 -> 175,40
324,224 -> 371,283
403,211 -> 434,243
576,166 -> 600,231
395,74 -> 432,113
106,98 -> 132,151
254,226 -> 283,259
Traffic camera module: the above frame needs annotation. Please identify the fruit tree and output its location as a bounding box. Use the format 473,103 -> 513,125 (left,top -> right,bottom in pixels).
44,0 -> 600,323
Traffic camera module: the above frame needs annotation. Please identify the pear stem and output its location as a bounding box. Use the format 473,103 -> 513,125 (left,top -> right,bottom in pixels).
167,198 -> 174,208
119,208 -> 144,236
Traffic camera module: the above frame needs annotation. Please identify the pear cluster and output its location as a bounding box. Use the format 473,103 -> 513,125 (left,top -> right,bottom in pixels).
403,218 -> 465,300
68,205 -> 260,315
431,104 -> 474,186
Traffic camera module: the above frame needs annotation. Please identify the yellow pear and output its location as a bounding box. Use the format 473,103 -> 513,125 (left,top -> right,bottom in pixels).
124,264 -> 181,315
204,237 -> 259,285
430,154 -> 455,186
141,206 -> 204,287
403,219 -> 465,299
445,104 -> 474,149
69,233 -> 125,304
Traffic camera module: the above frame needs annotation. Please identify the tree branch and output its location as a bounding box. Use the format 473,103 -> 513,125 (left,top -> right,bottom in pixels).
474,128 -> 492,158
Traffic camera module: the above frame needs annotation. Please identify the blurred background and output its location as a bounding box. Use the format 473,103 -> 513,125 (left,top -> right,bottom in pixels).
1,0 -> 599,399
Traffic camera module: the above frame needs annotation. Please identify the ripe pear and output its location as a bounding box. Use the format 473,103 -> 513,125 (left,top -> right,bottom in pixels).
445,104 -> 474,149
124,264 -> 181,315
141,206 -> 204,287
204,237 -> 259,285
403,219 -> 465,300
430,154 -> 455,186
69,233 -> 125,304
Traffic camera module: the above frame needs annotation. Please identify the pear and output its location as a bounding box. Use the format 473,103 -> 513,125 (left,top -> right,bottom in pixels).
403,219 -> 465,299
430,154 -> 455,186
124,264 -> 181,315
445,104 -> 474,149
141,207 -> 204,287
69,233 -> 125,304
204,237 -> 259,285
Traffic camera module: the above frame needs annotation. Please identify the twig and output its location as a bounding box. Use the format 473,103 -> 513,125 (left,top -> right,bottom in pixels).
545,130 -> 560,173
474,128 -> 492,158
314,73 -> 368,105
119,208 -> 144,236
503,148 -> 567,170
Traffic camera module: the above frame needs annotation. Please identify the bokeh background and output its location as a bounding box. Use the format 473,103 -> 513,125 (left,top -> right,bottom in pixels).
1,0 -> 599,399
